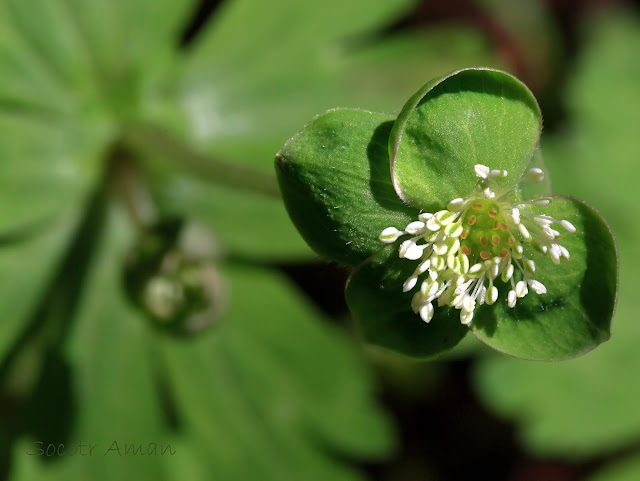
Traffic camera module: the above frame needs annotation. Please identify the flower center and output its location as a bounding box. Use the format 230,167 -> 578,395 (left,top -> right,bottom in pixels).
459,200 -> 511,261
379,164 -> 576,326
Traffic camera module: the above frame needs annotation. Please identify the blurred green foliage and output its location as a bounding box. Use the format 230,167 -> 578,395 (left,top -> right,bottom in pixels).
0,0 -> 498,480
0,0 -> 637,480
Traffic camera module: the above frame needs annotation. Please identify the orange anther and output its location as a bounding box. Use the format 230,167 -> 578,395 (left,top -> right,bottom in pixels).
500,223 -> 508,231
472,203 -> 483,210
500,249 -> 509,258
491,235 -> 500,246
488,210 -> 498,218
461,245 -> 472,256
480,251 -> 491,260
460,229 -> 468,239
468,215 -> 477,226
480,236 -> 488,246
492,221 -> 499,230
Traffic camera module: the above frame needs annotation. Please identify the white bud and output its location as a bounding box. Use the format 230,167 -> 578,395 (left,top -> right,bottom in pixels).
380,227 -> 402,243
487,286 -> 498,305
511,208 -> 521,225
405,221 -> 425,235
462,294 -> 475,313
433,243 -> 448,256
515,280 -> 528,298
528,279 -> 547,294
426,217 -> 441,231
518,223 -> 532,241
419,303 -> 434,323
560,220 -> 576,233
533,198 -> 552,207
474,164 -> 491,179
501,263 -> 514,282
447,198 -> 465,211
508,290 -> 517,308
403,276 -> 418,292
525,259 -> 536,274
469,263 -> 483,274
400,240 -> 425,260
460,309 -> 474,325
526,167 -> 545,183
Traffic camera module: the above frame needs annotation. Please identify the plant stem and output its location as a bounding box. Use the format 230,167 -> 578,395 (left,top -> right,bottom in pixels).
123,124 -> 282,199
108,145 -> 157,231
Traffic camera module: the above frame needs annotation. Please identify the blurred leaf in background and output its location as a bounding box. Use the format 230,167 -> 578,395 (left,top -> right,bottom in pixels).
0,0 -> 505,480
474,7 -> 640,477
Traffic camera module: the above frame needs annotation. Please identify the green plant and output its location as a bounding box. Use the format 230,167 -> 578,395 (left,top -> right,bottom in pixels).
276,67 -> 618,361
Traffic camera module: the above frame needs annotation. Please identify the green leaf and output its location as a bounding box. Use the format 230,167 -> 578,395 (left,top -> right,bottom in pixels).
472,196 -> 616,360
178,0 -> 417,159
11,207 -> 168,481
346,245 -> 468,358
587,454 -> 640,481
390,68 -> 541,210
160,264 -> 394,480
0,213 -> 79,363
276,108 -> 417,266
152,173 -> 313,261
0,0 -> 196,232
474,278 -> 637,458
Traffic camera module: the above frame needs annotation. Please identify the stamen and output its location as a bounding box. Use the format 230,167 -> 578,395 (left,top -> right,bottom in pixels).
379,163 -> 574,325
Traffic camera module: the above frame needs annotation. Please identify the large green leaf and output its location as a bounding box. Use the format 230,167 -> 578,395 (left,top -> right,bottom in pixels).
472,196 -> 616,360
160,264 -> 395,480
346,245 -> 468,358
276,108 -> 417,266
390,68 -> 541,210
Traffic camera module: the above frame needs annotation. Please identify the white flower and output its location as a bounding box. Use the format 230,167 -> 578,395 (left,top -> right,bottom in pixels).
379,165 -> 574,325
